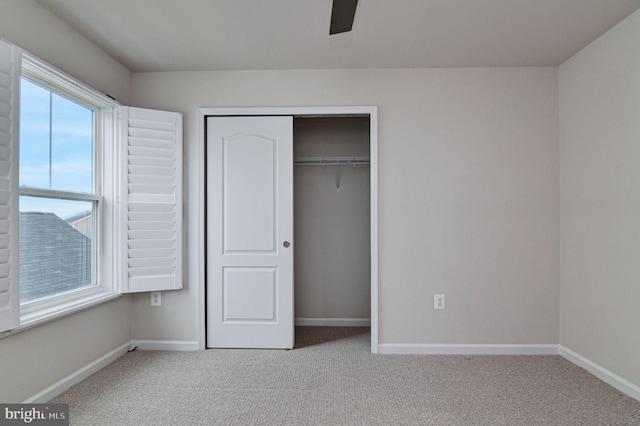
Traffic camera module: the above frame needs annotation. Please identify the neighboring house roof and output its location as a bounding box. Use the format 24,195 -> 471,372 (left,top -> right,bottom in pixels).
65,211 -> 93,239
19,212 -> 92,302
65,211 -> 92,224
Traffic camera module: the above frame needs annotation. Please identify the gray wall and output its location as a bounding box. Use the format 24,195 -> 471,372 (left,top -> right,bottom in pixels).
559,9 -> 640,387
0,0 -> 132,402
130,66 -> 559,346
293,117 -> 371,321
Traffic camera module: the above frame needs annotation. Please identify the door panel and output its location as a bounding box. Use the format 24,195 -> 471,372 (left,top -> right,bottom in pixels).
207,116 -> 293,349
223,267 -> 277,321
223,133 -> 276,252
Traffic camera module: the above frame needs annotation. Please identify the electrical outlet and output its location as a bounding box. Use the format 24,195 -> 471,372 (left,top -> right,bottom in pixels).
434,294 -> 445,310
151,291 -> 161,306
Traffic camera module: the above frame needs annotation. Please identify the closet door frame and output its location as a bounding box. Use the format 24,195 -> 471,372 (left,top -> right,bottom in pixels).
196,106 -> 379,353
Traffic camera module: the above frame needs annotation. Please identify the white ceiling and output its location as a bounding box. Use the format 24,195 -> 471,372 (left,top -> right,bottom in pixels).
36,0 -> 640,72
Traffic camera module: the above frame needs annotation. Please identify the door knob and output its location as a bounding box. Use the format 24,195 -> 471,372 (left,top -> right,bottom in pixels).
283,241 -> 291,248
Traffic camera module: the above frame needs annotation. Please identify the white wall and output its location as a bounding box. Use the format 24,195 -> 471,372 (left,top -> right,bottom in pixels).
559,9 -> 640,388
293,117 -> 371,321
0,0 -> 132,402
130,66 -> 559,346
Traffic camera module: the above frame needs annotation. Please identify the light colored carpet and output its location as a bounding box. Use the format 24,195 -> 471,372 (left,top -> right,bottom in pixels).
52,327 -> 640,425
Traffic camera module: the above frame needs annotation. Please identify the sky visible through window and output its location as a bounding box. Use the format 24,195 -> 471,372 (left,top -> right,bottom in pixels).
19,77 -> 94,219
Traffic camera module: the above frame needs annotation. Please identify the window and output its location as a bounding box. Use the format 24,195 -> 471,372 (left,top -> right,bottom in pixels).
0,40 -> 183,334
19,74 -> 99,305
15,54 -> 118,322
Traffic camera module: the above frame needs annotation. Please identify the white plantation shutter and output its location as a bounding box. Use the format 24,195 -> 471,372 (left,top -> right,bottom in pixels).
0,40 -> 20,331
121,107 -> 183,293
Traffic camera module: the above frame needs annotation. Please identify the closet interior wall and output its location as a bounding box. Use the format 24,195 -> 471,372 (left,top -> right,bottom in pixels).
293,117 -> 371,325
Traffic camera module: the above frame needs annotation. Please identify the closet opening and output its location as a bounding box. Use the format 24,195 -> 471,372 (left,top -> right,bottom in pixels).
293,117 -> 371,349
199,106 -> 378,353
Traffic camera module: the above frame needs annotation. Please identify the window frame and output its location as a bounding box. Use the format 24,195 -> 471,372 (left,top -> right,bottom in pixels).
17,52 -> 121,328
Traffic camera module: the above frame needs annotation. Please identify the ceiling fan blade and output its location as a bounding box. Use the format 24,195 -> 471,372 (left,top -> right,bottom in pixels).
330,0 -> 358,35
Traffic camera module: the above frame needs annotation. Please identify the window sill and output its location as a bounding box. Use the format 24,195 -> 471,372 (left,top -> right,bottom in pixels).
0,292 -> 122,339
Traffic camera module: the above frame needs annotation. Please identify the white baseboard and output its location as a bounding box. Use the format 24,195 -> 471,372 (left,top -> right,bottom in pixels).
559,345 -> 640,402
24,342 -> 131,403
131,339 -> 200,351
22,338 -> 640,405
295,317 -> 371,327
378,343 -> 558,355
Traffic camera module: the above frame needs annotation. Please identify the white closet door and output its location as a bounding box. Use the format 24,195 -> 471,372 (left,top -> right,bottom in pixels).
206,116 -> 293,349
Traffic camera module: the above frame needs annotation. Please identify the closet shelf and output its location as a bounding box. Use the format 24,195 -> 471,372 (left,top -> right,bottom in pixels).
293,156 -> 370,166
294,156 -> 369,192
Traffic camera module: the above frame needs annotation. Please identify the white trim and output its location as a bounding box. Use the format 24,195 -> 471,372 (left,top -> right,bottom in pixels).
23,342 -> 131,403
369,107 -> 379,354
21,51 -> 120,110
378,343 -> 559,355
559,345 -> 640,402
196,106 -> 379,354
1,293 -> 121,339
131,340 -> 200,351
295,318 -> 371,327
197,106 -> 374,117
197,111 -> 206,350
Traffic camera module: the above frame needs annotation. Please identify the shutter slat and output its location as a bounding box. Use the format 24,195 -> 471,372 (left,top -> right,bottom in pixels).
128,248 -> 175,259
128,211 -> 175,221
128,174 -> 174,185
128,118 -> 175,132
129,164 -> 176,177
128,184 -> 175,195
128,156 -> 174,168
127,221 -> 175,231
129,146 -> 174,158
128,257 -> 175,268
0,39 -> 19,331
128,239 -> 175,249
128,230 -> 175,241
128,128 -> 174,141
128,202 -> 175,213
128,193 -> 176,204
128,266 -> 176,278
0,88 -> 11,103
0,116 -> 10,131
128,137 -> 175,150
0,145 -> 10,160
121,107 -> 182,293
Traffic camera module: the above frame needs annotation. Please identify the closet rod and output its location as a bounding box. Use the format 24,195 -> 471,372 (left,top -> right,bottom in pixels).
293,156 -> 370,166
294,156 -> 369,192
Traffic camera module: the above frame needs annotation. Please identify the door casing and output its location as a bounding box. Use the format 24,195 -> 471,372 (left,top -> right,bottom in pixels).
196,106 -> 379,353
